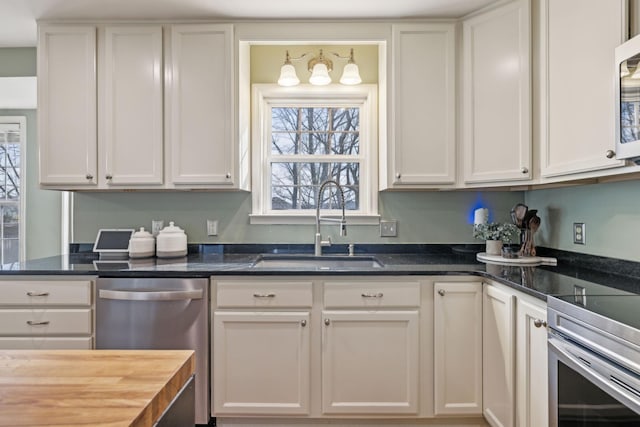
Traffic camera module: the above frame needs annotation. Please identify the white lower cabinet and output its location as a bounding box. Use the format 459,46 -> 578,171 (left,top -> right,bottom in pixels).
212,311 -> 311,415
516,297 -> 549,427
482,284 -> 516,427
212,275 -> 544,425
321,310 -> 419,415
433,281 -> 483,415
483,281 -> 548,427
0,277 -> 95,350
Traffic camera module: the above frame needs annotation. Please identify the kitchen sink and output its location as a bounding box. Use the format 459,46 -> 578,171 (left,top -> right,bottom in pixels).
251,254 -> 384,269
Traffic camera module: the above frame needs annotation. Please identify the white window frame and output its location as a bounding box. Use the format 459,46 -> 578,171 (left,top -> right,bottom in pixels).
0,116 -> 26,263
250,84 -> 379,225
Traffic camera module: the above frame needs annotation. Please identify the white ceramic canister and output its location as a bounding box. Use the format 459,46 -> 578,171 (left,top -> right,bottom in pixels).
156,221 -> 188,258
128,227 -> 156,259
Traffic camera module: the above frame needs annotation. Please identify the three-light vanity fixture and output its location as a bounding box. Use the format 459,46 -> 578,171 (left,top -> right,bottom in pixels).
277,48 -> 362,87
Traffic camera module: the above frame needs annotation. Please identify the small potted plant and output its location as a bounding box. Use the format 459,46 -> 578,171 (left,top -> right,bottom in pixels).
473,222 -> 520,255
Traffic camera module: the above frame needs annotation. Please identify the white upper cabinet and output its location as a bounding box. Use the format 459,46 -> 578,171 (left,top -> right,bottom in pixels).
101,26 -> 164,186
167,24 -> 236,187
539,0 -> 627,177
462,0 -> 531,184
38,25 -> 98,186
385,23 -> 456,189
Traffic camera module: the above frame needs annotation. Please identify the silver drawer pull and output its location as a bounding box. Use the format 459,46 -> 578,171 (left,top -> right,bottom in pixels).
361,292 -> 384,298
301,320 -> 307,327
27,321 -> 50,326
253,293 -> 276,298
438,289 -> 445,296
27,291 -> 50,297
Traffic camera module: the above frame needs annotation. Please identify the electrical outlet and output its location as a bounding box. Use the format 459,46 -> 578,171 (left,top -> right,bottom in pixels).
574,285 -> 587,306
207,220 -> 219,236
380,220 -> 398,237
573,222 -> 585,245
151,220 -> 164,236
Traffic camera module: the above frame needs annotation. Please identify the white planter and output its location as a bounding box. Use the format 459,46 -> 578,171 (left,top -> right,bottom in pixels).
485,239 -> 503,255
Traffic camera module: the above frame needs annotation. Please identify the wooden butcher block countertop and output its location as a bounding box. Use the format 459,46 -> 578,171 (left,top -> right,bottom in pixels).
0,349 -> 195,427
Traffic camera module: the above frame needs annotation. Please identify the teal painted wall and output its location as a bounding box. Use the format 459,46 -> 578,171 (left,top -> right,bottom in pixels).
0,48 -> 37,77
525,180 -> 640,262
72,190 -> 523,244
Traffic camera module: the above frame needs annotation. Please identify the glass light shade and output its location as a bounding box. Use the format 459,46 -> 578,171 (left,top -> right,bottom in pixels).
278,63 -> 300,86
340,63 -> 362,85
309,63 -> 332,85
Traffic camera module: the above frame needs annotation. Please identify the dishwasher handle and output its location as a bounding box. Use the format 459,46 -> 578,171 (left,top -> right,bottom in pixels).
98,288 -> 204,301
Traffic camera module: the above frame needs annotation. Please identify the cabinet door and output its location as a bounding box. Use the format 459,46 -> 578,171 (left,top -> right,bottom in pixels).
102,25 -> 164,186
483,284 -> 515,427
463,0 -> 531,184
516,298 -> 548,427
212,311 -> 310,415
38,25 -> 97,186
168,24 -> 235,187
321,310 -> 419,414
540,0 -> 626,177
433,282 -> 482,415
386,24 -> 456,188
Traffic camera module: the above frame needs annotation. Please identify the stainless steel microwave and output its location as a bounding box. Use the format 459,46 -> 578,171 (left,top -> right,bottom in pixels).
615,34 -> 640,164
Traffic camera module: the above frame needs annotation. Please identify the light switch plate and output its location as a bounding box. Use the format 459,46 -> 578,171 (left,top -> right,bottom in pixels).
573,222 -> 585,245
207,220 -> 218,236
380,220 -> 398,237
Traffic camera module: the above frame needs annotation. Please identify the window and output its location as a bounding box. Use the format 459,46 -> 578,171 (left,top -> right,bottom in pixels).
251,85 -> 378,224
0,117 -> 25,264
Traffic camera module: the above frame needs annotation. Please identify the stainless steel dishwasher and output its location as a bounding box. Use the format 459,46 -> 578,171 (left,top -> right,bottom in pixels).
96,277 -> 209,425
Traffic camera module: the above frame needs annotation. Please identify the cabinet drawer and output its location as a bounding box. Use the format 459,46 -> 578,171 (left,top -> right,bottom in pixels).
0,280 -> 92,306
0,337 -> 92,350
216,280 -> 313,308
0,309 -> 92,335
323,281 -> 421,308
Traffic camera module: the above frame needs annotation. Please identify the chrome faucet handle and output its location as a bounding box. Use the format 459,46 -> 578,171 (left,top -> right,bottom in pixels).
322,236 -> 332,247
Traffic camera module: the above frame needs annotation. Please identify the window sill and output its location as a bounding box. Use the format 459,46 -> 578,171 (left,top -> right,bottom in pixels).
249,214 -> 381,226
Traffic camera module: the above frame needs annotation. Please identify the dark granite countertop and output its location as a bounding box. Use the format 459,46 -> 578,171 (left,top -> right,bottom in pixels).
1,244 -> 639,302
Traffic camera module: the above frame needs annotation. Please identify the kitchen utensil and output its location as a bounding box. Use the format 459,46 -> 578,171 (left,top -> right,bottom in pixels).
128,227 -> 155,259
510,203 -> 528,228
521,209 -> 538,229
528,215 -> 540,256
156,221 -> 188,258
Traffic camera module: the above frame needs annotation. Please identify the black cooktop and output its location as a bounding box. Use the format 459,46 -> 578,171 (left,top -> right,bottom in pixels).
552,293 -> 640,331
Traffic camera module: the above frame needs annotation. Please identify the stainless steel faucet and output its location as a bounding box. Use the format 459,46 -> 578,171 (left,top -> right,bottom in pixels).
315,179 -> 347,256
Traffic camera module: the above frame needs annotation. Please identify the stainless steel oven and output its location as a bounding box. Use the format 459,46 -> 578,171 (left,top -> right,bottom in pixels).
548,295 -> 640,426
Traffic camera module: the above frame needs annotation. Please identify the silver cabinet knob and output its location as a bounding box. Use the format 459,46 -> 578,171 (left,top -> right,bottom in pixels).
438,289 -> 445,296
324,318 -> 331,326
521,167 -> 529,174
226,173 -> 231,179
106,174 -> 113,180
533,319 -> 547,328
395,172 -> 401,179
86,174 -> 93,180
605,149 -> 615,159
301,319 -> 307,327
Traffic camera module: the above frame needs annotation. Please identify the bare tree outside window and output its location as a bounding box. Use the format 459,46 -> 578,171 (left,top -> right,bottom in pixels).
0,122 -> 21,264
270,106 -> 360,211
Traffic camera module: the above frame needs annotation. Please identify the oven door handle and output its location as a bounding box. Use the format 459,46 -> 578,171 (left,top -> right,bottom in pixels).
549,336 -> 640,415
98,289 -> 204,301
